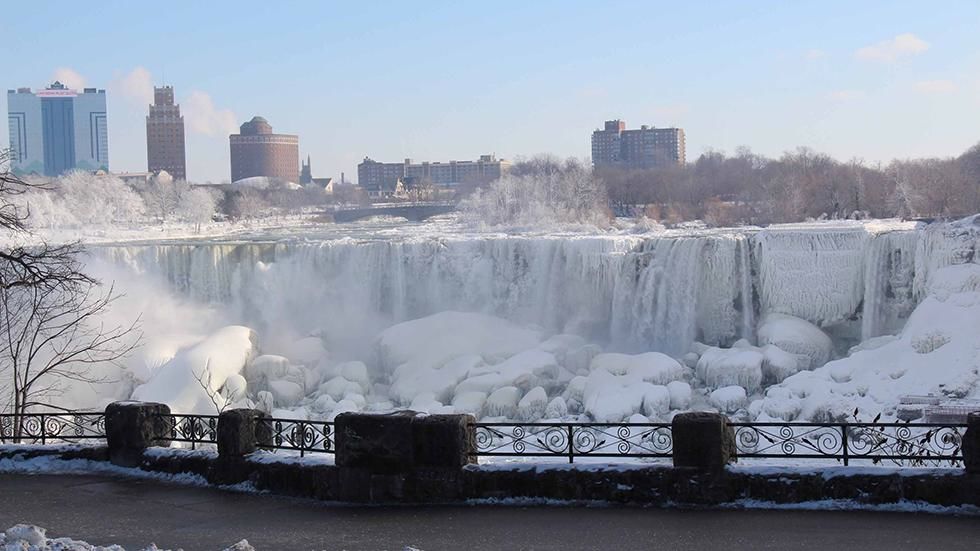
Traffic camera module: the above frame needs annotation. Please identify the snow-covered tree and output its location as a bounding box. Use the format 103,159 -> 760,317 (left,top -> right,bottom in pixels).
57,171 -> 144,226
461,157 -> 610,228
176,187 -> 217,232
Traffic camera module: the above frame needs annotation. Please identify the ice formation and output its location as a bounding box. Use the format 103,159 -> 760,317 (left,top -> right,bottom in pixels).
71,216 -> 979,422
131,326 -> 258,413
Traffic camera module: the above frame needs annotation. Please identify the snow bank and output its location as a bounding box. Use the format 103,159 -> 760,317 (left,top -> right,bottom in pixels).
132,326 -> 258,414
755,264 -> 980,421
0,523 -> 254,551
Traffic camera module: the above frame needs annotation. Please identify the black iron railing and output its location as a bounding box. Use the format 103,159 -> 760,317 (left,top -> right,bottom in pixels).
162,414 -> 219,450
1,412 -> 968,467
730,422 -> 966,466
263,418 -> 334,457
472,422 -> 673,463
471,421 -> 967,466
0,412 -> 106,445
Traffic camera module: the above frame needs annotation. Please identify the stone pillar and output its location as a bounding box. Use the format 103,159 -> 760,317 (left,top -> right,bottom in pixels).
335,411 -> 476,502
105,401 -> 172,467
217,408 -> 271,458
964,412 -> 980,474
671,411 -> 737,472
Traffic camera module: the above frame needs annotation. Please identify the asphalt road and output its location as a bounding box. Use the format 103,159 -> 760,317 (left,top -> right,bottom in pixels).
0,473 -> 977,551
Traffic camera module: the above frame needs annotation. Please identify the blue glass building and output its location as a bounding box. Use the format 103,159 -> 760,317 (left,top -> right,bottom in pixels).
6,81 -> 109,176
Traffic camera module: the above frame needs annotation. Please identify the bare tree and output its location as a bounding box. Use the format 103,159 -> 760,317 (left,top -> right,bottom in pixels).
0,269 -> 141,427
0,151 -> 140,438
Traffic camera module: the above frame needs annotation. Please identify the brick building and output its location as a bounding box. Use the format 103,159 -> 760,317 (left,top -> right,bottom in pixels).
358,154 -> 510,197
146,86 -> 187,180
229,116 -> 299,183
591,120 -> 685,170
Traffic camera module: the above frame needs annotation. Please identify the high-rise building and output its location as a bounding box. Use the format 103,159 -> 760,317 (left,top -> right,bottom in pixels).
146,86 -> 187,180
6,81 -> 109,176
591,120 -> 685,170
357,154 -> 510,197
229,116 -> 299,183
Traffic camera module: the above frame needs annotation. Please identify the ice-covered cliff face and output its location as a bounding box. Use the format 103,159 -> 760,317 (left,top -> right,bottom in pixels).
93,221 -> 967,361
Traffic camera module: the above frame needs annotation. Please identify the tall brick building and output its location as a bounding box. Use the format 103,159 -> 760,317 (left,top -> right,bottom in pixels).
146,86 -> 186,180
591,119 -> 685,170
229,116 -> 299,183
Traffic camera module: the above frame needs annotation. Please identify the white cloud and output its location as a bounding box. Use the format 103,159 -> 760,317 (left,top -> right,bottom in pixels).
183,91 -> 238,137
827,89 -> 865,102
913,79 -> 956,95
51,67 -> 87,90
112,66 -> 154,106
855,33 -> 929,62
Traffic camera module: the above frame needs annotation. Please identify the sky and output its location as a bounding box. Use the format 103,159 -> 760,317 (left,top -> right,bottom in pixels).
2,0 -> 980,184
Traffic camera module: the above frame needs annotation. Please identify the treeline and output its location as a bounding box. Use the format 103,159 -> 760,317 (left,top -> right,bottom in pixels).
601,144 -> 980,225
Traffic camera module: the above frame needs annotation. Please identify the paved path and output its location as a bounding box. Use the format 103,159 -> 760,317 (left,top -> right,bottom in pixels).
1,473 -> 977,551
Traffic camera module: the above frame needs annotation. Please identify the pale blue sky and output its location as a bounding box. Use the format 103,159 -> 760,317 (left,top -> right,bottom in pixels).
3,0 -> 979,183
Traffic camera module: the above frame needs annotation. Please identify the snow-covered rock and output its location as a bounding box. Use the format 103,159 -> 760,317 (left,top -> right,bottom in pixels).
283,336 -> 328,365
761,344 -> 809,384
544,396 -> 568,418
319,376 -> 363,401
517,386 -> 548,421
582,369 -> 652,423
709,385 -> 747,413
132,326 -> 258,414
452,391 -> 488,415
267,379 -> 304,408
641,385 -> 671,417
695,347 -> 764,392
389,354 -> 482,405
376,311 -> 542,374
484,386 -> 522,418
590,352 -> 687,385
757,313 -> 833,368
666,381 -> 692,410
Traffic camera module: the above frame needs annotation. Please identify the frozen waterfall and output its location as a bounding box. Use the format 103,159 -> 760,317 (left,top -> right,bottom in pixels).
90,222 -> 971,361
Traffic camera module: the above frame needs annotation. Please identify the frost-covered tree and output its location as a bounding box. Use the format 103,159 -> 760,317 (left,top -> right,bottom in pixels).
56,171 -> 144,226
227,189 -> 268,220
176,187 -> 217,232
461,157 -> 611,228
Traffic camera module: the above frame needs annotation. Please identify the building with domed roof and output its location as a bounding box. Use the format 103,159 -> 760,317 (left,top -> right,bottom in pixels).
229,116 -> 299,183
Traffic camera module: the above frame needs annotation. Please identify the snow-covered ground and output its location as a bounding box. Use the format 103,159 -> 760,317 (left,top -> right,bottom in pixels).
0,524 -> 253,551
6,214 -> 980,427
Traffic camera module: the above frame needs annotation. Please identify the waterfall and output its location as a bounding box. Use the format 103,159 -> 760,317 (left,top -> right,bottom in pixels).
93,224 -> 953,359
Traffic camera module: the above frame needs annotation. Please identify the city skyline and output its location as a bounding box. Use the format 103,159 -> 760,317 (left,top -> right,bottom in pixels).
3,1 -> 980,183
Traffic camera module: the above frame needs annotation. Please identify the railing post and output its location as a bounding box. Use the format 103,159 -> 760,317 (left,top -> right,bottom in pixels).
671,412 -> 737,471
299,422 -> 306,458
335,411 -> 476,502
105,401 -> 172,467
841,424 -> 849,466
40,413 -> 46,445
567,425 -> 574,464
216,409 -> 269,459
964,412 -> 980,474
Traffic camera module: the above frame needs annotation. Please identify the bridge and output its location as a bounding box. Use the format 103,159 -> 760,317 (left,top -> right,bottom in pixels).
330,202 -> 457,223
